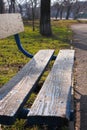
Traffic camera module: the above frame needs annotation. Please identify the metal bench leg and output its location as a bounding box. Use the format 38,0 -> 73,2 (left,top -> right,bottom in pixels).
14,34 -> 33,58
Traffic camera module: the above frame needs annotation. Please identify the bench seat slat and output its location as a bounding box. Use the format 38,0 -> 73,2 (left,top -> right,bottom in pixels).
0,49 -> 54,125
28,49 -> 75,126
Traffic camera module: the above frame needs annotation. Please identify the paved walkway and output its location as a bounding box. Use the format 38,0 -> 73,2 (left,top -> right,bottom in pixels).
71,24 -> 87,130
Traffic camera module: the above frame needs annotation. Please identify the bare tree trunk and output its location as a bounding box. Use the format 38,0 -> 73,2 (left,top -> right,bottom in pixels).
66,5 -> 71,20
0,0 -> 5,13
18,4 -> 23,15
40,0 -> 52,36
73,3 -> 80,20
60,5 -> 63,20
55,7 -> 59,20
9,0 -> 15,13
31,2 -> 35,31
30,0 -> 38,31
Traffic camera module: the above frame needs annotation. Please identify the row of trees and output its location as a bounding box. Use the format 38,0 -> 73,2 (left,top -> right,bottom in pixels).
0,0 -> 52,36
1,0 -> 87,19
0,0 -> 16,13
52,0 -> 87,20
0,0 -> 5,13
0,0 -> 87,36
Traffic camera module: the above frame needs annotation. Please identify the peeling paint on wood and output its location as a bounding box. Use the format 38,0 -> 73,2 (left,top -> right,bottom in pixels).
28,50 -> 75,124
0,50 -> 54,125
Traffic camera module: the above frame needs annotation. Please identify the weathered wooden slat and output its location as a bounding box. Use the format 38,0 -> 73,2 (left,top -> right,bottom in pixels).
0,13 -> 24,39
0,49 -> 54,125
28,49 -> 75,126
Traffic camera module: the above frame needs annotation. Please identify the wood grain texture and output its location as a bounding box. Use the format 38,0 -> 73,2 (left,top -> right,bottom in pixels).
0,49 -> 54,125
28,49 -> 75,125
0,13 -> 24,39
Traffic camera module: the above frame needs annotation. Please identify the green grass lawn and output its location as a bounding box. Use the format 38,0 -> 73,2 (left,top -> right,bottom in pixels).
0,20 -> 77,130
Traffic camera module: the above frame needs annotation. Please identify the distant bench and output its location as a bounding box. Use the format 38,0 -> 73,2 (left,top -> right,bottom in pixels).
0,14 -> 75,128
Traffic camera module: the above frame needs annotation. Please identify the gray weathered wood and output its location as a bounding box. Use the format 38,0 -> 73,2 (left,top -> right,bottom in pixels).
0,13 -> 24,39
28,49 -> 75,126
0,49 -> 54,125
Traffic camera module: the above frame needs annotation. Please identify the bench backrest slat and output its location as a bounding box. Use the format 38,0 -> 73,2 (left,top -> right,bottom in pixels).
0,13 -> 24,39
28,49 -> 75,125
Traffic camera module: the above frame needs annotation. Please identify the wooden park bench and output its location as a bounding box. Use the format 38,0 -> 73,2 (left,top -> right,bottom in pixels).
0,14 -> 75,128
